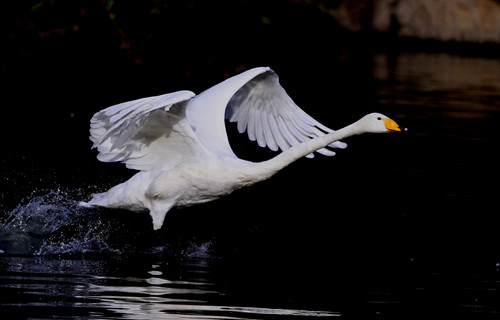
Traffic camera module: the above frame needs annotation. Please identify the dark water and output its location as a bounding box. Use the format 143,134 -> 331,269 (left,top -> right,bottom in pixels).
2,51 -> 500,319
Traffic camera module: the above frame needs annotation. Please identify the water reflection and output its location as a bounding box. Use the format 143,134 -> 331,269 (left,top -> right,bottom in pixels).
0,256 -> 340,319
90,280 -> 339,319
373,52 -> 500,90
87,262 -> 340,319
372,52 -> 500,127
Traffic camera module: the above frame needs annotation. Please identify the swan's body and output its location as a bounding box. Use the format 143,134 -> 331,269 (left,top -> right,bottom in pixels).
81,67 -> 401,230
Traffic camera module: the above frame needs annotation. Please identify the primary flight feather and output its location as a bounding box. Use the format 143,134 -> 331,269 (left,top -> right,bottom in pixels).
81,67 -> 401,230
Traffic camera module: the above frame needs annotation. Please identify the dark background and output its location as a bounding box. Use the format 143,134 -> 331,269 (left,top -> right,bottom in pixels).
1,0 -> 499,280
2,1 -> 500,318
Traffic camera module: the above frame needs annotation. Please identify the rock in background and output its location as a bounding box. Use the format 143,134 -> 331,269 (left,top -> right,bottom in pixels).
301,0 -> 500,43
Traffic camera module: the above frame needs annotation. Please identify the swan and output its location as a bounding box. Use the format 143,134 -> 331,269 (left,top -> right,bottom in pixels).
81,67 -> 401,230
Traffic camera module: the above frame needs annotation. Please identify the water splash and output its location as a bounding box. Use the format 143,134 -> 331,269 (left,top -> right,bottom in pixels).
34,217 -> 121,256
0,188 -> 123,256
2,189 -> 83,234
184,241 -> 214,259
0,189 -> 223,258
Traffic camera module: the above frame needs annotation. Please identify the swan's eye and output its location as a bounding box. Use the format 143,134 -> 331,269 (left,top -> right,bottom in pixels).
377,117 -> 381,120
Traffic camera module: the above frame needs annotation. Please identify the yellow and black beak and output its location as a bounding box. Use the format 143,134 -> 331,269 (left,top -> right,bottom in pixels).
382,118 -> 401,133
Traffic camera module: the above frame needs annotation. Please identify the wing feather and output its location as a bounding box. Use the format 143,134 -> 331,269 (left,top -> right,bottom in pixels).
255,110 -> 266,148
269,116 -> 289,152
236,105 -> 249,134
261,110 -> 278,151
277,117 -> 301,148
89,90 -> 200,171
247,108 -> 257,141
226,69 -> 346,158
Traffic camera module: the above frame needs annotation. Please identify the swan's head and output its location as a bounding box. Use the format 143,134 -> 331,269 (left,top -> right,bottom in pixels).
359,113 -> 401,133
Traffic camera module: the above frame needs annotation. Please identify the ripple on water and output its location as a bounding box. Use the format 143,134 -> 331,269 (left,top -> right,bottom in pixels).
0,255 -> 340,319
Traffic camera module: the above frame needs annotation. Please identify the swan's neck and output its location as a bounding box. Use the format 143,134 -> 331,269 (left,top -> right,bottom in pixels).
249,121 -> 363,180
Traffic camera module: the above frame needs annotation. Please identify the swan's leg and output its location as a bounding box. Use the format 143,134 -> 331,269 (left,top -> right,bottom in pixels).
149,201 -> 174,231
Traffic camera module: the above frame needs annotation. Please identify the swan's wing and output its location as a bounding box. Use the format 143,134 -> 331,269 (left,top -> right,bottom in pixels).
225,69 -> 347,158
89,90 -> 205,171
185,67 -> 272,159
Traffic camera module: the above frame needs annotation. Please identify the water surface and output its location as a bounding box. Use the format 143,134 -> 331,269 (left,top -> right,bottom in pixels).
2,51 -> 500,318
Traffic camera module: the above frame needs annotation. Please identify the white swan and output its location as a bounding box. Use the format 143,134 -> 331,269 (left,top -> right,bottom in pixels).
81,67 -> 401,230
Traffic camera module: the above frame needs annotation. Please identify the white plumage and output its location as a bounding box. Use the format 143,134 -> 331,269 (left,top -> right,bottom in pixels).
81,67 -> 401,230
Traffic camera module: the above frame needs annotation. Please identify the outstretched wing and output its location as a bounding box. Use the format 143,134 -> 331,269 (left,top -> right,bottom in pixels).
89,90 -> 205,171
225,68 -> 346,158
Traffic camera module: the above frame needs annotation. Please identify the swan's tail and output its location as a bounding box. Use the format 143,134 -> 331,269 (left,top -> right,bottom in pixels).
79,192 -> 109,208
78,201 -> 93,208
79,186 -> 147,213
